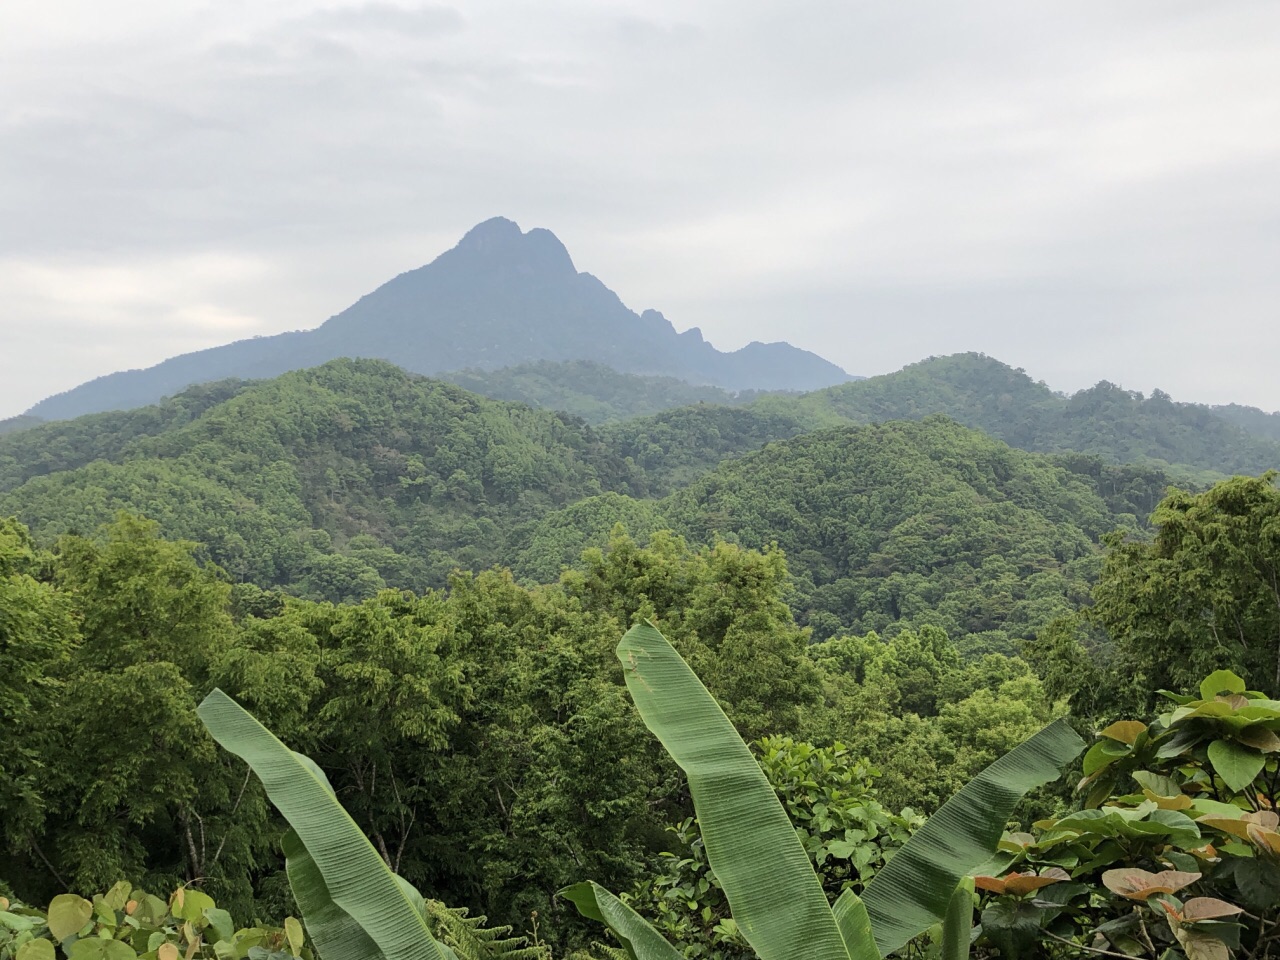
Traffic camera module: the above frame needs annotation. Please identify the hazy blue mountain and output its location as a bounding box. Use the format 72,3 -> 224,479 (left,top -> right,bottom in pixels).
27,217 -> 852,420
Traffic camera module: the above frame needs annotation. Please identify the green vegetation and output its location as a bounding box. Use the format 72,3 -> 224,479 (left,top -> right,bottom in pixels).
3,361 -> 1191,653
0,361 -> 642,601
0,881 -> 312,960
755,354 -> 1280,478
1,516 -> 835,941
522,418 -> 1128,651
1091,474 -> 1280,702
970,669 -> 1280,959
0,880 -> 545,960
570,623 -> 1083,960
5,355 -> 1280,959
0,415 -> 43,437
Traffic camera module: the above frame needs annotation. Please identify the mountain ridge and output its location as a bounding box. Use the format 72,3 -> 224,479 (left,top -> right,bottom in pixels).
27,217 -> 853,420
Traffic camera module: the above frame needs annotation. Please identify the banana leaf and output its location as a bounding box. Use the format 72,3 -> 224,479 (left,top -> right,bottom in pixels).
283,828 -> 386,960
560,882 -> 684,960
198,688 -> 449,960
832,891 -> 877,959
616,622 -> 853,960
861,718 -> 1084,956
940,880 -> 974,960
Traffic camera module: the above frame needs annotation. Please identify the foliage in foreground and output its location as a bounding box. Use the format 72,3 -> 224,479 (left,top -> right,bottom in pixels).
973,669 -> 1280,959
3,512 -> 1057,938
0,881 -> 309,960
624,738 -> 923,960
193,619 -> 1081,960
0,882 -> 545,960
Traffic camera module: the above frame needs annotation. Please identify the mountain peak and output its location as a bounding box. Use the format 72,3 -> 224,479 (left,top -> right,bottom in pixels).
453,217 -> 576,276
26,219 -> 852,419
458,216 -> 522,248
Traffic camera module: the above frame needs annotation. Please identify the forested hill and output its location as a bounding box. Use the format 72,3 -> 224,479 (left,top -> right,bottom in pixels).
26,217 -> 852,421
0,414 -> 44,436
1,359 -> 643,596
773,353 -> 1280,474
604,353 -> 1280,486
516,416 -> 1150,650
1211,402 -> 1280,442
1,359 -> 1169,649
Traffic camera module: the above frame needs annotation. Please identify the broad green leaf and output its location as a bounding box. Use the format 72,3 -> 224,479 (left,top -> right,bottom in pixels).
616,623 -> 851,960
940,882 -> 974,960
1207,739 -> 1265,793
67,939 -> 136,960
861,718 -> 1084,957
979,900 -> 1043,960
47,895 -> 93,942
204,908 -> 235,944
832,891 -> 877,960
279,809 -> 394,960
131,895 -> 167,928
170,889 -> 214,923
198,688 -> 447,960
285,917 -> 306,957
1237,725 -> 1280,752
1082,740 -> 1128,776
560,882 -> 684,960
1132,771 -> 1181,798
1100,721 -> 1146,745
16,940 -> 56,960
102,883 -> 132,913
1201,670 -> 1246,701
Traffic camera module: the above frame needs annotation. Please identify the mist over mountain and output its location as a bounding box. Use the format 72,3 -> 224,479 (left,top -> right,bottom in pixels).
27,217 -> 852,420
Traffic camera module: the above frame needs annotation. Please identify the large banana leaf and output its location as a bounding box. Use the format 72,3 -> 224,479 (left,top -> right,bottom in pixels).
616,623 -> 853,960
860,718 -> 1084,956
832,891 -> 877,960
283,828 -> 385,960
198,689 -> 449,960
940,881 -> 974,960
560,882 -> 685,960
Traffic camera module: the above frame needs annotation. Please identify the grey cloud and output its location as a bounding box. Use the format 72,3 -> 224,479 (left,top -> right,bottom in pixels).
2,0 -> 1279,416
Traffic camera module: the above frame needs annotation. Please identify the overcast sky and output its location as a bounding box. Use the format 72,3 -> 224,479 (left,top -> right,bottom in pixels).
3,0 -> 1279,418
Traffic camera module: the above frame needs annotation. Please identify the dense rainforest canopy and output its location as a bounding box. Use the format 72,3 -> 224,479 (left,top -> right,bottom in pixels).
3,354 -> 1279,959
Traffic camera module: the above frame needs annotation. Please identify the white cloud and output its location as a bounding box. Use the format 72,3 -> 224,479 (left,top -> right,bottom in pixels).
2,0 -> 1279,416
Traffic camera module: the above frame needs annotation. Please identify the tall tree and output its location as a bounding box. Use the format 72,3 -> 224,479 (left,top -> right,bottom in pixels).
1093,473 -> 1280,701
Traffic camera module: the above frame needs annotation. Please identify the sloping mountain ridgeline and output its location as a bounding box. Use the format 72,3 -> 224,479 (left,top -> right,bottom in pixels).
602,352 -> 1280,489
26,217 -> 852,421
1,359 -> 1187,655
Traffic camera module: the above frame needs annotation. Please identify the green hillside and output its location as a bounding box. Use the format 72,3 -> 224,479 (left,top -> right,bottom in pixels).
766,353 -> 1280,475
518,417 -> 1130,650
0,359 -> 641,599
1211,401 -> 1280,442
0,414 -> 43,436
1,361 -> 1170,649
7,351 -> 1280,959
603,353 -> 1280,486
